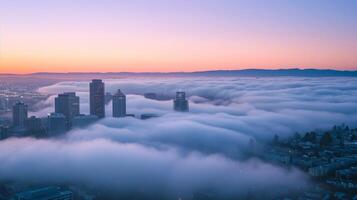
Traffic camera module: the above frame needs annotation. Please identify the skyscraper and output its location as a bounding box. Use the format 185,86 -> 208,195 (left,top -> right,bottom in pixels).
90,79 -> 105,118
173,92 -> 189,112
12,102 -> 28,127
113,89 -> 126,118
55,92 -> 80,119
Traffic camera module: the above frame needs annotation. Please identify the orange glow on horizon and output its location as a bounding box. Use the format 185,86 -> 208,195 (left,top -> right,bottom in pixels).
1,1 -> 357,74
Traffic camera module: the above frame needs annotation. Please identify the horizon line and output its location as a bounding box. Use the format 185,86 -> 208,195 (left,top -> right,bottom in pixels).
1,68 -> 357,76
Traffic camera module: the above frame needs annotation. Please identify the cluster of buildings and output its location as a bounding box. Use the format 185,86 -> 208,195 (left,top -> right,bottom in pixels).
262,124 -> 357,199
0,79 -> 189,139
11,186 -> 73,200
1,184 -> 98,200
0,80 -> 49,115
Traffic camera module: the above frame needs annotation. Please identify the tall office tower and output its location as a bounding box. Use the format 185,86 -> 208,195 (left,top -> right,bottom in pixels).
90,79 -> 105,118
55,92 -> 80,119
173,92 -> 189,112
113,89 -> 126,117
12,102 -> 28,127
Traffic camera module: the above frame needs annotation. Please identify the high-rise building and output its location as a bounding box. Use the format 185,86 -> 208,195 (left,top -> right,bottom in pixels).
173,92 -> 189,112
55,92 -> 80,119
90,79 -> 105,118
113,89 -> 126,117
25,116 -> 42,131
12,102 -> 28,127
47,113 -> 67,135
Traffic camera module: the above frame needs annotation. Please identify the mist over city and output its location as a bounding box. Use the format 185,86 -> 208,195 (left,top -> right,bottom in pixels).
1,0 -> 357,199
0,75 -> 356,199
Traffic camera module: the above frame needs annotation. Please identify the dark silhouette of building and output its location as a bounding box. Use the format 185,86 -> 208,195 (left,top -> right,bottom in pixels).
26,116 -> 46,137
90,79 -> 105,118
72,114 -> 98,128
47,113 -> 67,135
12,102 -> 28,127
140,113 -> 159,120
26,116 -> 42,131
0,125 -> 10,139
55,92 -> 80,119
173,92 -> 189,112
113,89 -> 126,117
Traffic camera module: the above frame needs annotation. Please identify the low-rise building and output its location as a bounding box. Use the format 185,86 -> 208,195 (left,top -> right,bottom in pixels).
71,114 -> 98,128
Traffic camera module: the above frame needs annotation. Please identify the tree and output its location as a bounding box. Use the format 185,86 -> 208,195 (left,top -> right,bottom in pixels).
294,132 -> 301,140
320,132 -> 333,146
302,132 -> 311,142
345,126 -> 350,131
302,132 -> 317,143
310,132 -> 317,142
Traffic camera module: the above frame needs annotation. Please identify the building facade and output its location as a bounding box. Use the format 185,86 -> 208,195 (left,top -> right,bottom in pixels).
47,113 -> 67,135
72,114 -> 98,128
173,92 -> 189,112
90,79 -> 105,118
12,102 -> 28,127
113,89 -> 126,117
55,92 -> 80,119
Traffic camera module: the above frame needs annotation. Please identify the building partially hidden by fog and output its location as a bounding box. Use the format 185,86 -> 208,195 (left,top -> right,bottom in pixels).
12,102 -> 28,128
25,116 -> 42,131
55,92 -> 80,119
90,79 -> 105,118
113,89 -> 126,118
140,113 -> 159,120
47,112 -> 67,135
72,114 -> 98,128
173,92 -> 189,112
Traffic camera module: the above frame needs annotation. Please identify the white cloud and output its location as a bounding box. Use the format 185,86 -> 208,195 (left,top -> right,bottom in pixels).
5,76 -> 357,198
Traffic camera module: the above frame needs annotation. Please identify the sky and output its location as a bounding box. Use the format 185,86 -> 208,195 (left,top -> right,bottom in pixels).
0,0 -> 357,73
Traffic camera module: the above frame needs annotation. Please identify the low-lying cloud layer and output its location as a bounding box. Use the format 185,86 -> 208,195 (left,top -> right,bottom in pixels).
2,76 -> 357,198
36,77 -> 357,140
0,137 -> 307,199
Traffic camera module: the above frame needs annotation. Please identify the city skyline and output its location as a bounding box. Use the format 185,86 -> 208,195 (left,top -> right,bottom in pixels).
1,0 -> 357,73
5,79 -> 189,136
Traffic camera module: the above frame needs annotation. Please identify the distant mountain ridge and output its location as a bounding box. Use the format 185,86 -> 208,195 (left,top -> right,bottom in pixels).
192,69 -> 357,77
2,68 -> 357,77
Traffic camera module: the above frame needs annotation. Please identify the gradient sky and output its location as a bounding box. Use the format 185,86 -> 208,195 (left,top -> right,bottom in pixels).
0,0 -> 357,73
